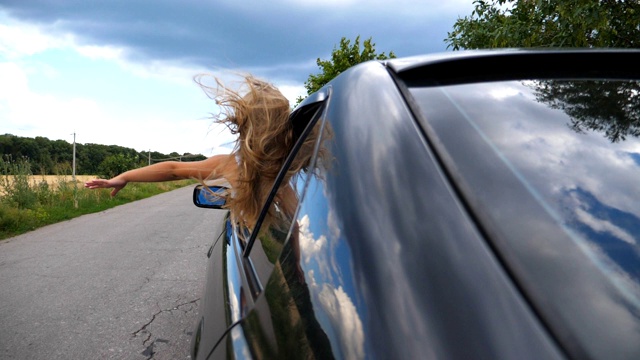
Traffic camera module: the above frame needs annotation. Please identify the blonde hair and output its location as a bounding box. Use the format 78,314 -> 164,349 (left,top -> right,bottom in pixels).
196,74 -> 296,227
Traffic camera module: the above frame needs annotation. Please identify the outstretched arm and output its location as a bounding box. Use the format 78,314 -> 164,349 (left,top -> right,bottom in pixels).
84,154 -> 232,196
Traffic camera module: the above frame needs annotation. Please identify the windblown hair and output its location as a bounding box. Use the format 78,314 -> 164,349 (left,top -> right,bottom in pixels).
196,74 -> 297,227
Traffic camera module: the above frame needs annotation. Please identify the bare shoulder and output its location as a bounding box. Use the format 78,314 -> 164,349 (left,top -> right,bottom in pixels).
201,154 -> 238,183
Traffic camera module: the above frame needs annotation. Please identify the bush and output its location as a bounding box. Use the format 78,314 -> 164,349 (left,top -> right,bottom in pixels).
98,153 -> 138,178
0,156 -> 196,240
0,156 -> 38,209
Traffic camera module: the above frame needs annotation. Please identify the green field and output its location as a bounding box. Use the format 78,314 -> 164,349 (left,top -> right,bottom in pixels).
0,173 -> 197,240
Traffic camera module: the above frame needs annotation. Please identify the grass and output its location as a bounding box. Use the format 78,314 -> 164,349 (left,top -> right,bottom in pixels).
0,158 -> 197,240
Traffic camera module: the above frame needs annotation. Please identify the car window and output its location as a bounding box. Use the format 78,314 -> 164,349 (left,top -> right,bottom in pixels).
245,101 -> 330,290
408,78 -> 640,358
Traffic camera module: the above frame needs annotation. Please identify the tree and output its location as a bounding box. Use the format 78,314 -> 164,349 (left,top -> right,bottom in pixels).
97,153 -> 139,179
533,79 -> 640,142
297,36 -> 396,105
445,0 -> 640,50
0,134 -> 206,175
446,1 -> 640,144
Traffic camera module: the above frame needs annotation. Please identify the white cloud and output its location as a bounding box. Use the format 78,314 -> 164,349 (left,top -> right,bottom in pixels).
0,57 -> 229,155
0,62 -> 29,99
0,18 -> 66,58
298,214 -> 328,267
0,13 -> 214,88
75,44 -> 125,61
276,84 -> 307,107
466,82 -> 640,221
0,16 -> 233,155
489,84 -> 522,101
297,211 -> 365,359
0,0 -> 474,156
0,12 -> 199,80
327,208 -> 341,240
0,61 -> 102,138
574,207 -> 637,245
318,284 -> 365,360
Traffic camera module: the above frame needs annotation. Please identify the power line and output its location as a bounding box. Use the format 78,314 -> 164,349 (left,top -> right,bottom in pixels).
71,132 -> 76,181
144,153 -> 204,163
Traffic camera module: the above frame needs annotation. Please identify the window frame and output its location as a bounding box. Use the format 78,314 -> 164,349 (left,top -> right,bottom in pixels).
242,88 -> 330,258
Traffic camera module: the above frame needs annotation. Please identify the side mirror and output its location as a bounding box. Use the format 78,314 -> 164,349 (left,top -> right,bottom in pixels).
193,185 -> 228,209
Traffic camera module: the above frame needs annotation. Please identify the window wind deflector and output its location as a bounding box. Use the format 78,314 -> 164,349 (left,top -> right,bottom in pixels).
389,49 -> 640,87
290,88 -> 329,142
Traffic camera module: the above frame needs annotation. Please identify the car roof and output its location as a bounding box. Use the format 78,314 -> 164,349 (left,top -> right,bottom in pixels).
385,48 -> 640,86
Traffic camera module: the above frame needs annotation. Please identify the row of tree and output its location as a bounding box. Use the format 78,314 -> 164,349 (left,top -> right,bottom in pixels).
0,133 -> 206,178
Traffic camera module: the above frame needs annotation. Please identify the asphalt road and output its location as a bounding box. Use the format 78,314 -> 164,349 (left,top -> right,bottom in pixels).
0,186 -> 228,360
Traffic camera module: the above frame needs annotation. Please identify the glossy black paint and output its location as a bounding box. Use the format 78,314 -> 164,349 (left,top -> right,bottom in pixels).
192,49 -> 640,360
191,213 -> 231,358
238,61 -> 563,359
408,78 -> 640,359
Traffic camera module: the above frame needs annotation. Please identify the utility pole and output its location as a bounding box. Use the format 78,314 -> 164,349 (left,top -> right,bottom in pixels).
148,149 -> 151,165
71,132 -> 76,181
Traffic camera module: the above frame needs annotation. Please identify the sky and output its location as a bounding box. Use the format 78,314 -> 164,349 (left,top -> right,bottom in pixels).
0,0 -> 475,157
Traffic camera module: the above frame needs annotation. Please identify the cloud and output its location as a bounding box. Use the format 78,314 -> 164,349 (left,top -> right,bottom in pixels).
463,82 -> 640,220
0,61 -> 102,138
0,18 -> 67,58
0,55 -> 228,155
0,1 -> 474,82
318,284 -> 365,360
297,214 -> 328,268
0,11 -> 208,87
297,210 -> 365,359
0,15 -> 236,155
0,62 -> 29,99
574,207 -> 637,245
0,0 -> 476,154
75,44 -> 125,61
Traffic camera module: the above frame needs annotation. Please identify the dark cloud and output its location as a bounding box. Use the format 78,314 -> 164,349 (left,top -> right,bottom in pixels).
0,0 -> 469,82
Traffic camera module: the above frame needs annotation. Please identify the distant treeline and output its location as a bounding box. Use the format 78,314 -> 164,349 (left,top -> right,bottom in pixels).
0,133 -> 207,177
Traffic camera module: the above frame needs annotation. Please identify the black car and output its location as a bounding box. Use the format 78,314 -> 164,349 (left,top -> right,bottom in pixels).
191,49 -> 640,360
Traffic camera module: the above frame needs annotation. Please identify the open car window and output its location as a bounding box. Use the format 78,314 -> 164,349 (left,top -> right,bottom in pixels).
243,92 -> 331,291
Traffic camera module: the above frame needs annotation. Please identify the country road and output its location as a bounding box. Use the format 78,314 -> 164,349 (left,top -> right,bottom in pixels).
0,186 -> 228,360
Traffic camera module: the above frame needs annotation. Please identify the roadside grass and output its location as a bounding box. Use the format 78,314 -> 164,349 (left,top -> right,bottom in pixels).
0,158 -> 197,240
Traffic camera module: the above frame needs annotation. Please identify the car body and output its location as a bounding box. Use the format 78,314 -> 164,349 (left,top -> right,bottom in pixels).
191,49 -> 640,359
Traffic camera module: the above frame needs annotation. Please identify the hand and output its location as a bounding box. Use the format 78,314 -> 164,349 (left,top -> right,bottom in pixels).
84,178 -> 127,197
